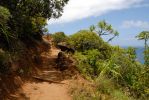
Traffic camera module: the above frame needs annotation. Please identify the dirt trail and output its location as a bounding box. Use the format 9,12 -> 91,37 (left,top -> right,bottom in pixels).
21,81 -> 71,100
14,47 -> 72,100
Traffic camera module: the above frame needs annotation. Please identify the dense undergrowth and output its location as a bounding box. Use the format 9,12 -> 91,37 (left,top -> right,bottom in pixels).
52,28 -> 149,100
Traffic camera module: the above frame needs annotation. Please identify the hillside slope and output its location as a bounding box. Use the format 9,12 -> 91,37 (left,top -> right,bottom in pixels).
10,42 -> 75,100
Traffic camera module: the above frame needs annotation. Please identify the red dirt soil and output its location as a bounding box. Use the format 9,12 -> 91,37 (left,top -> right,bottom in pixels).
12,46 -> 73,100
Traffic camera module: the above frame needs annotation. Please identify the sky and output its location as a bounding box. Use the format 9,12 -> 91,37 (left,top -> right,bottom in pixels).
47,0 -> 149,47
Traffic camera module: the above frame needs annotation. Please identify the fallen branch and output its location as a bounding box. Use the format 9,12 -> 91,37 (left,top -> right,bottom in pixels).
32,76 -> 65,84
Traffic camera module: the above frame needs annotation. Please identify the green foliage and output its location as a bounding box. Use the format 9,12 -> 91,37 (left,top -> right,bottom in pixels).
136,31 -> 149,66
70,76 -> 133,100
73,52 -> 92,78
0,0 -> 69,19
96,76 -> 134,100
126,47 -> 137,62
31,17 -> 47,33
0,0 -> 69,50
137,68 -> 149,98
52,32 -> 68,45
0,0 -> 69,76
73,44 -> 149,99
136,31 -> 149,41
0,6 -> 12,45
112,90 -> 133,100
74,49 -> 120,79
90,20 -> 119,42
89,25 -> 95,32
0,0 -> 68,70
96,60 -> 121,82
0,6 -> 11,25
70,80 -> 104,100
111,47 -> 142,90
95,76 -> 115,95
68,27 -> 148,99
68,30 -> 105,51
74,50 -> 102,78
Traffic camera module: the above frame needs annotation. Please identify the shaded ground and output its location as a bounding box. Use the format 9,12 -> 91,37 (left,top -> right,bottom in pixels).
11,46 -> 73,100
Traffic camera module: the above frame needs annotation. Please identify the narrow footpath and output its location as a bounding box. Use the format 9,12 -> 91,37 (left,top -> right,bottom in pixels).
13,47 -> 72,100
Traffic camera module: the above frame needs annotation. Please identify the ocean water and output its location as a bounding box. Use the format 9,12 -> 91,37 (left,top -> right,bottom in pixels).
123,47 -> 144,64
135,47 -> 144,63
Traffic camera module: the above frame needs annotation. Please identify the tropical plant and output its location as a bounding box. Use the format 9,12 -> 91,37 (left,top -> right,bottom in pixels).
136,31 -> 149,66
136,31 -> 149,49
52,32 -> 68,45
69,30 -> 105,51
126,47 -> 137,62
90,20 -> 119,42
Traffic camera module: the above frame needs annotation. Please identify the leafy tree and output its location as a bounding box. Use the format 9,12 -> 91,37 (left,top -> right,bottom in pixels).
0,0 -> 69,19
69,30 -> 112,59
52,32 -> 67,45
136,31 -> 149,66
69,30 -> 105,51
0,0 -> 69,49
90,20 -> 119,42
71,29 -> 148,99
126,47 -> 137,62
136,31 -> 149,49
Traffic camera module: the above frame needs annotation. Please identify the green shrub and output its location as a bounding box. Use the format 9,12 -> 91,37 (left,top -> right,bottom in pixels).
126,47 -> 137,62
0,6 -> 11,25
74,48 -> 121,79
73,52 -> 92,78
95,76 -> 133,100
70,79 -> 111,100
70,76 -> 133,100
74,49 -> 106,78
0,6 -> 12,45
74,45 -> 148,99
112,90 -> 133,100
68,30 -> 105,51
52,32 -> 68,46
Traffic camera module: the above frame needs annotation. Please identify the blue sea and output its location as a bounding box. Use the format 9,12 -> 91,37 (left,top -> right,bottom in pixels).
123,47 -> 144,64
135,47 -> 144,64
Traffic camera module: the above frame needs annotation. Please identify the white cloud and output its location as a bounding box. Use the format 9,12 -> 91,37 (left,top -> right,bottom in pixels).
122,20 -> 149,29
48,0 -> 143,24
